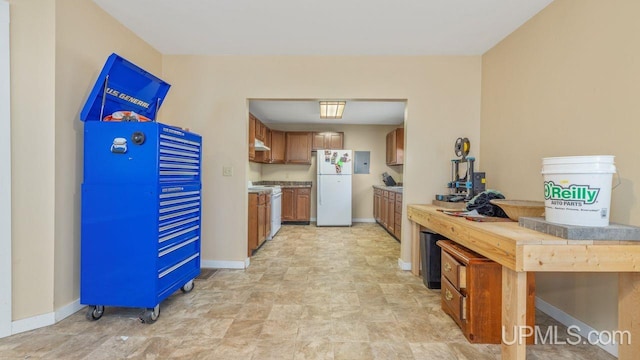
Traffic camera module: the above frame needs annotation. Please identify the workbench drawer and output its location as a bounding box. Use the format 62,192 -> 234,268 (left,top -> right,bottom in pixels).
442,250 -> 466,290
442,277 -> 466,322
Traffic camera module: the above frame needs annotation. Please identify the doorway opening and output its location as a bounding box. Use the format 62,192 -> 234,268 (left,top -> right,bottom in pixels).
246,98 -> 406,260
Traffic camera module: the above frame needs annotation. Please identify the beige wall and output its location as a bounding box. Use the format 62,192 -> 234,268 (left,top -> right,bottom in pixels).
255,123 -> 403,220
53,0 -> 162,314
10,5 -> 481,322
481,0 -> 640,332
10,0 -> 161,320
10,0 -> 56,320
161,55 -> 481,264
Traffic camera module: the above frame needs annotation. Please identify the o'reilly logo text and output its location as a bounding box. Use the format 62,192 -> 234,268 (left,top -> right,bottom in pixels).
544,181 -> 600,204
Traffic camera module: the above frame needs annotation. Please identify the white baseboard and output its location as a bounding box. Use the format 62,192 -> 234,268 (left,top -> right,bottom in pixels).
11,298 -> 86,336
397,258 -> 411,271
310,218 -> 375,224
353,218 -> 375,223
201,259 -> 249,269
55,299 -> 84,322
12,312 -> 55,335
536,296 -> 618,357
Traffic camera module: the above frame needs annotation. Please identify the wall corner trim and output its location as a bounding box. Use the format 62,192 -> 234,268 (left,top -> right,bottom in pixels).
397,258 -> 411,271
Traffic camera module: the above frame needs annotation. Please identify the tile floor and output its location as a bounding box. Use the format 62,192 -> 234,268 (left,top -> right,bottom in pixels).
0,223 -> 616,359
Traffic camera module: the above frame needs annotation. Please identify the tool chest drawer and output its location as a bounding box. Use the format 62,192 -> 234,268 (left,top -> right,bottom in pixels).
80,53 -> 202,324
84,122 -> 202,184
441,276 -> 466,324
441,249 -> 466,290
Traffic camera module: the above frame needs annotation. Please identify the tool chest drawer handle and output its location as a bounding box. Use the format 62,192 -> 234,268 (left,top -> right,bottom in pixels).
444,262 -> 452,272
445,288 -> 454,301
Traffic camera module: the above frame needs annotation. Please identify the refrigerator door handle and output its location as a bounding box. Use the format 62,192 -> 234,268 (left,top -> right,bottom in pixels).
318,176 -> 322,205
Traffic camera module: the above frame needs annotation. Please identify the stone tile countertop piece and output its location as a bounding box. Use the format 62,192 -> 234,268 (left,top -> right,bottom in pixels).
248,188 -> 271,194
254,181 -> 312,188
372,184 -> 403,193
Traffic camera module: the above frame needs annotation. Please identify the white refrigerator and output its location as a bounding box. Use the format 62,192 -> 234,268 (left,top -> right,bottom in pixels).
317,149 -> 352,226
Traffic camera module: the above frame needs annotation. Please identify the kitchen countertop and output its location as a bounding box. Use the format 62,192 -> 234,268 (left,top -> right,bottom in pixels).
248,188 -> 271,194
372,185 -> 403,193
254,181 -> 312,188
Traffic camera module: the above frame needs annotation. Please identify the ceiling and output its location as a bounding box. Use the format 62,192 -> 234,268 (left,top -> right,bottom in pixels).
92,0 -> 554,125
92,0 -> 553,56
249,100 -> 406,125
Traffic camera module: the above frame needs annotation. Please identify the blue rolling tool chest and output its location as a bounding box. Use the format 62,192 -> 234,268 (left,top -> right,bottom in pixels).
80,53 -> 201,323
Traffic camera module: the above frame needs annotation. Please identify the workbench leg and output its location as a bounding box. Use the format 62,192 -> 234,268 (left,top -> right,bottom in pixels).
618,272 -> 640,359
411,220 -> 420,276
502,267 -> 527,360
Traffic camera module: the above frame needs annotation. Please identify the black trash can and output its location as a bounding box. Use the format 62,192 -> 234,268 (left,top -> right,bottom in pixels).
420,231 -> 446,289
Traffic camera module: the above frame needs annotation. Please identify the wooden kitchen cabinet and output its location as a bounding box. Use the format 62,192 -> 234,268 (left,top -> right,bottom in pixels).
248,192 -> 271,256
269,130 -> 286,164
373,188 -> 382,223
394,193 -> 402,240
386,191 -> 395,233
373,187 -> 403,242
282,187 -> 311,224
248,115 -> 256,161
312,132 -> 344,151
249,113 -> 272,163
254,127 -> 271,163
437,240 -> 535,344
386,128 -> 404,165
285,132 -> 313,164
254,116 -> 267,142
381,190 -> 388,228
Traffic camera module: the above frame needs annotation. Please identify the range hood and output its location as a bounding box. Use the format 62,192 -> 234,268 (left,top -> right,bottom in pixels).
254,139 -> 270,151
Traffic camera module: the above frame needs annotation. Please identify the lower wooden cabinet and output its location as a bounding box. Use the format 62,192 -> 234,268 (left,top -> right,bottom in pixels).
248,192 -> 271,256
373,187 -> 402,241
282,187 -> 311,224
373,188 -> 382,223
437,240 -> 536,344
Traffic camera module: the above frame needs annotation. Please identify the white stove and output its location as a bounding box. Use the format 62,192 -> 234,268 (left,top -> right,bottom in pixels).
248,182 -> 282,239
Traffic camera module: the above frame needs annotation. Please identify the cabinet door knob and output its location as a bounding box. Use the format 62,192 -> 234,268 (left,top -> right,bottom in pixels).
445,288 -> 453,301
444,262 -> 452,272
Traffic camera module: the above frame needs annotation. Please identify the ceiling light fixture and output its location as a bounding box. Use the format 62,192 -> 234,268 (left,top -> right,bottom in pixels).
319,101 -> 346,119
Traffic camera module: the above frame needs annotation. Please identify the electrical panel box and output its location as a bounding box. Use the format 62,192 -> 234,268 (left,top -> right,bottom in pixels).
79,54 -> 201,323
354,151 -> 370,174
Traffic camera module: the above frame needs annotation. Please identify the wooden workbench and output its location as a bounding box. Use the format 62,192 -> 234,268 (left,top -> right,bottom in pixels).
407,204 -> 640,360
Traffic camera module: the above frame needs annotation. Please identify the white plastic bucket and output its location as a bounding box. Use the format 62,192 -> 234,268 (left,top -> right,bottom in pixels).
541,155 -> 616,227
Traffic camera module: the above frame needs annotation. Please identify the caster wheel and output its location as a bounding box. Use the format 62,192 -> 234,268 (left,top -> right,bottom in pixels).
86,305 -> 104,321
140,305 -> 160,324
181,280 -> 195,293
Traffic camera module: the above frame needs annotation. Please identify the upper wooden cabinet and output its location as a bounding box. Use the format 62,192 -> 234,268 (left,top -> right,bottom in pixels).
253,114 -> 267,142
312,132 -> 344,151
248,115 -> 256,161
386,128 -> 404,165
254,128 -> 271,163
248,112 -> 338,165
285,132 -> 313,164
269,130 -> 286,164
